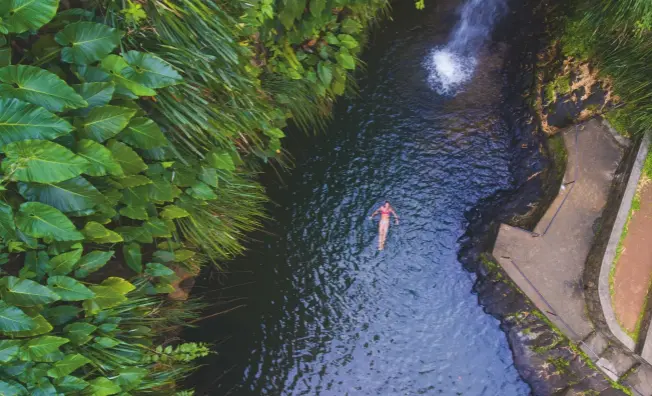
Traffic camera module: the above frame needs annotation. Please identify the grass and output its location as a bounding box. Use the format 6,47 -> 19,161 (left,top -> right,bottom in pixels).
604,107 -> 635,138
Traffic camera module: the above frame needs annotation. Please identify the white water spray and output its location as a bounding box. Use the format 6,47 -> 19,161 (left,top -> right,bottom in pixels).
427,0 -> 507,95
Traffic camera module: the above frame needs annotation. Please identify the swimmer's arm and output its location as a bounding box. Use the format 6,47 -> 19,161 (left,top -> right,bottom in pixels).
390,209 -> 399,224
370,209 -> 380,219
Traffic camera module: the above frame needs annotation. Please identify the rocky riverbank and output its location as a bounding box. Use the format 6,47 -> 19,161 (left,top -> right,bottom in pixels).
457,3 -> 632,394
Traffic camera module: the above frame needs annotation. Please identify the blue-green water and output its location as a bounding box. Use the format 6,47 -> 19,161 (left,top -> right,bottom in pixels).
188,0 -> 547,394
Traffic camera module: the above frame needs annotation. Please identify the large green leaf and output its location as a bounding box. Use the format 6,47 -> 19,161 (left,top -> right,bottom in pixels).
116,226 -> 152,244
2,140 -> 89,183
122,243 -> 141,273
205,149 -> 235,171
74,250 -> 113,278
42,305 -> 80,326
0,0 -> 59,34
18,176 -> 104,213
48,249 -> 82,276
21,336 -> 68,360
83,285 -> 126,314
82,221 -> 123,243
75,139 -> 123,177
0,339 -> 21,363
46,353 -> 90,378
86,377 -> 121,396
145,217 -> 173,237
1,276 -> 61,306
106,139 -> 147,175
0,380 -> 27,396
122,50 -> 183,88
15,202 -> 84,241
0,301 -> 35,333
77,105 -> 136,142
0,66 -> 87,112
56,22 -> 121,65
118,117 -> 167,149
161,205 -> 190,219
72,82 -> 115,112
0,98 -> 73,147
149,178 -> 181,202
114,367 -> 147,391
11,314 -> 52,337
100,54 -> 156,97
145,262 -> 175,278
63,322 -> 96,345
47,276 -> 95,301
119,205 -> 148,220
55,375 -> 89,393
0,201 -> 17,240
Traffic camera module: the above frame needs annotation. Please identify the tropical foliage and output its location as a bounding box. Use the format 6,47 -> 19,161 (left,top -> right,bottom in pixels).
562,0 -> 652,136
0,0 -> 389,394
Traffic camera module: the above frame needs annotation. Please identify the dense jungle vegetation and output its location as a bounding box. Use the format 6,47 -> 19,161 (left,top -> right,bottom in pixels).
0,0 -> 390,394
563,0 -> 652,137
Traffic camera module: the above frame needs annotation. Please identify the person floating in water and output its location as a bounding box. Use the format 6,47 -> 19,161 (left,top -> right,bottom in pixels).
370,201 -> 399,250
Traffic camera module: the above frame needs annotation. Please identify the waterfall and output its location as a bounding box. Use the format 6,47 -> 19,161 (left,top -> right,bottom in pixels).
427,0 -> 507,95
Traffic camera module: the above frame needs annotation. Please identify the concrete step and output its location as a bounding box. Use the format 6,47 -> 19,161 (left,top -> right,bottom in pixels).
622,364 -> 652,396
581,331 -> 610,359
596,347 -> 638,381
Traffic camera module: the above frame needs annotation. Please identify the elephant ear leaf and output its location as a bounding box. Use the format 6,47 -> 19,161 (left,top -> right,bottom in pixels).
0,98 -> 73,147
15,202 -> 84,241
2,140 -> 89,183
118,117 -> 167,149
55,22 -> 122,65
1,276 -> 61,306
122,51 -> 183,88
18,176 -> 105,213
0,0 -> 59,34
75,139 -> 124,177
0,301 -> 36,333
71,82 -> 115,114
77,105 -> 136,143
0,66 -> 87,112
106,140 -> 147,175
100,55 -> 156,97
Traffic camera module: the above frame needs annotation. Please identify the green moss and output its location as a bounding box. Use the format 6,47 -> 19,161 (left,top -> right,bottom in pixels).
604,107 -> 635,138
479,253 -> 499,273
544,82 -> 556,104
554,74 -> 572,95
548,356 -> 571,374
561,19 -> 593,60
548,134 -> 568,180
643,144 -> 652,179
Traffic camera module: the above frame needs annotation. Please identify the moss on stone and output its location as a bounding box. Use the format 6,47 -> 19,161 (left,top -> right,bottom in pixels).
544,82 -> 556,104
554,74 -> 572,95
548,134 -> 568,180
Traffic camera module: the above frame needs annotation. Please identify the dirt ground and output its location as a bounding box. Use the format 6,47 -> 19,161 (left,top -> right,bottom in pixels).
613,182 -> 652,334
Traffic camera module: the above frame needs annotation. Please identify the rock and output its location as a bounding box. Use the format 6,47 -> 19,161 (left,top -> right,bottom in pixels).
168,264 -> 200,301
546,95 -> 581,128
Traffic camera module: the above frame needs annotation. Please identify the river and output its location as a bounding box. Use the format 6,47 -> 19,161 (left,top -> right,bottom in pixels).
188,0 -> 550,394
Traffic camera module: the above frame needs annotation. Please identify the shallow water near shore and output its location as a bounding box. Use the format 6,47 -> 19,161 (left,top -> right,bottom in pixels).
187,0 -> 549,394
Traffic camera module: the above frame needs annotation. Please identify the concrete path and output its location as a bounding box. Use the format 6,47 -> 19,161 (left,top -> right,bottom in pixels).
490,119 -> 652,392
494,119 -> 622,342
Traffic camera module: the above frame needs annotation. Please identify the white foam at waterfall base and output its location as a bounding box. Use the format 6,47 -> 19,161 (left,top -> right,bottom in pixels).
427,48 -> 477,95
